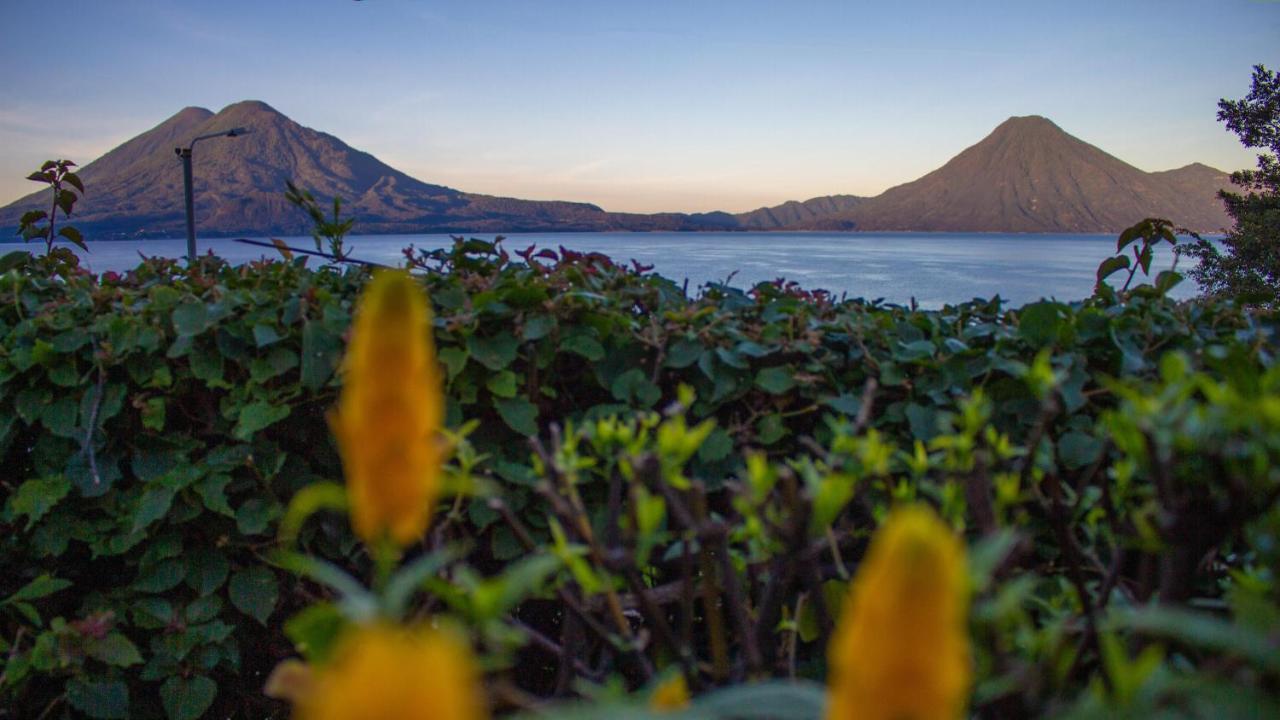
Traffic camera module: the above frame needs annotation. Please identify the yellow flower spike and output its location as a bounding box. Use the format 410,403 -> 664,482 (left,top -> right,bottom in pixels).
649,673 -> 691,712
293,624 -> 488,720
825,505 -> 971,720
330,270 -> 444,547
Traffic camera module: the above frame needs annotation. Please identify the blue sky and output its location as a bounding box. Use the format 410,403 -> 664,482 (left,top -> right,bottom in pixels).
1,0 -> 1277,212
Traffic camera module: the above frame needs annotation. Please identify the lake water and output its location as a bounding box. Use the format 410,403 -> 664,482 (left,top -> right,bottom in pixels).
0,232 -> 1200,309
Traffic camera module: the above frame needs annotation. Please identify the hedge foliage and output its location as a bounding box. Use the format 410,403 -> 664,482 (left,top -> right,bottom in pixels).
1,240 -> 1279,718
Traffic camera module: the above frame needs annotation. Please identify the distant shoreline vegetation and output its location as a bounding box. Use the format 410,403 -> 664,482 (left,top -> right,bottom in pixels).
0,230 -> 1208,309
5,229 -> 1228,242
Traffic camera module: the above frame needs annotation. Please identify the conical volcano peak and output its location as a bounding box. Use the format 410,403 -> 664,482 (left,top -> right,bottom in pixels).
204,100 -> 290,129
1000,114 -> 1056,126
217,99 -> 282,116
174,106 -> 215,121
987,115 -> 1069,141
816,114 -> 1230,233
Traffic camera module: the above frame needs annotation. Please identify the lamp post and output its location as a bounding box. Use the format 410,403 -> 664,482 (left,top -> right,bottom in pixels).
175,127 -> 249,262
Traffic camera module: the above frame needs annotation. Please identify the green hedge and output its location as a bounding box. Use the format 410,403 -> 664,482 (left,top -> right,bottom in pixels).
1,241 -> 1278,718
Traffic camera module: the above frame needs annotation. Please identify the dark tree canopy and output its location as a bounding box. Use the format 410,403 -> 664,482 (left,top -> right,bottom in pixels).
1189,65 -> 1280,303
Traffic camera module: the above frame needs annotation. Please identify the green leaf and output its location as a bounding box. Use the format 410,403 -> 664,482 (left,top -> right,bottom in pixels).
18,208 -> 47,225
132,487 -> 177,532
693,680 -> 828,719
1136,243 -> 1153,274
0,249 -> 32,272
66,678 -> 129,720
561,333 -> 605,361
1155,269 -> 1184,293
63,170 -> 85,194
382,546 -> 466,619
133,559 -> 186,593
967,529 -> 1020,593
194,474 -> 234,516
755,413 -> 786,445
1096,254 -> 1130,286
237,497 -> 280,536
185,548 -> 230,596
274,552 -> 377,621
171,301 -> 210,337
664,338 -> 703,368
57,226 -> 86,250
754,366 -> 795,395
249,347 -> 299,383
905,403 -> 939,442
715,347 -> 749,369
14,387 -> 50,422
467,332 -> 520,370
822,394 -> 861,416
8,475 -> 71,529
1117,222 -> 1143,251
496,397 -> 539,436
1057,431 -> 1103,470
1112,606 -> 1280,673
160,675 -> 217,720
278,482 -> 345,543
895,339 -> 936,362
142,397 -> 166,431
5,574 -> 71,603
285,602 -> 348,663
234,400 -> 290,439
522,315 -> 556,341
473,553 -> 561,621
185,595 -> 223,624
438,346 -> 469,380
611,367 -> 660,407
300,318 -> 342,390
697,427 -> 733,463
1018,301 -> 1068,347
810,473 -> 856,532
229,567 -> 279,625
41,395 -> 79,437
252,323 -> 282,347
486,370 -> 519,398
86,632 -> 144,667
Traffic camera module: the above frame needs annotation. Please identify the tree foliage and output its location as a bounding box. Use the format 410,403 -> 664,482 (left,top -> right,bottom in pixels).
1188,64 -> 1280,303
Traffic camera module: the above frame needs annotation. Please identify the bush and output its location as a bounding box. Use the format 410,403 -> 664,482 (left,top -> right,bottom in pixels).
1,240 -> 1278,718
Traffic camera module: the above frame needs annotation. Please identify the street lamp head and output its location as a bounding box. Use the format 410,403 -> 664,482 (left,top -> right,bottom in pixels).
225,127 -> 250,138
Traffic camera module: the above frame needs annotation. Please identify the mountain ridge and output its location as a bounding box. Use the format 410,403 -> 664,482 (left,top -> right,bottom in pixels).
0,103 -> 1233,238
814,115 -> 1230,233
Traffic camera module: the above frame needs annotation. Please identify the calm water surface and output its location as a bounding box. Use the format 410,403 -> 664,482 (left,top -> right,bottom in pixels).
0,232 -> 1198,309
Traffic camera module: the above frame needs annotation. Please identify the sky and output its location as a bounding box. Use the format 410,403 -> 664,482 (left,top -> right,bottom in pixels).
0,0 -> 1277,214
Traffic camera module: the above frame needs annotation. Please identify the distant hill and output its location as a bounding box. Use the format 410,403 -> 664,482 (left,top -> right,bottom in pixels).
818,116 -> 1232,233
0,105 -> 1234,238
733,195 -> 867,230
0,101 -> 725,238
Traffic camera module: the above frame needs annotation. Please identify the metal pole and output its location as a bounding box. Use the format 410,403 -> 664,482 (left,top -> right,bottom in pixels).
179,148 -> 196,262
175,128 -> 247,264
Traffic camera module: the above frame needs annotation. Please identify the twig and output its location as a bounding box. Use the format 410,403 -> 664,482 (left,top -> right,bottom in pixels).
852,377 -> 878,434
489,498 -> 626,654
79,362 -> 106,486
510,618 -> 601,682
712,529 -> 763,676
689,484 -> 730,682
232,238 -> 386,268
1045,472 -> 1108,691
